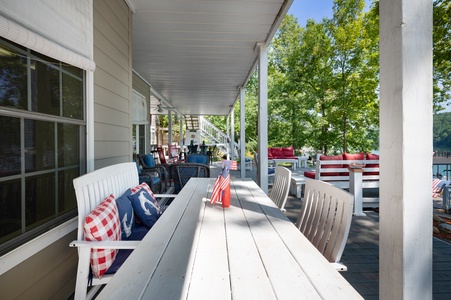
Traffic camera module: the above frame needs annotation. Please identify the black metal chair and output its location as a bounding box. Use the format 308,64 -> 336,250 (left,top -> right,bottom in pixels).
134,159 -> 163,194
136,153 -> 169,192
169,163 -> 210,193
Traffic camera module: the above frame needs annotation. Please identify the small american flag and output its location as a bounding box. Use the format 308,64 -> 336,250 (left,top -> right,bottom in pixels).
222,160 -> 237,170
210,167 -> 230,204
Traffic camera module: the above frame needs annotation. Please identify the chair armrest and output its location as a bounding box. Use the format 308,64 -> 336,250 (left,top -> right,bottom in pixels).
69,240 -> 140,249
142,168 -> 161,177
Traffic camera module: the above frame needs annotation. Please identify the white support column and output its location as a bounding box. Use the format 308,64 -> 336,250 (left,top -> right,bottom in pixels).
168,111 -> 172,146
226,115 -> 230,159
230,106 -> 235,161
257,43 -> 268,193
179,117 -> 184,153
240,87 -> 246,179
379,0 -> 433,299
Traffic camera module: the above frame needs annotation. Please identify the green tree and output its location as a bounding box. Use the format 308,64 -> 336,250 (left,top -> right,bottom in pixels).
434,112 -> 451,150
266,0 -> 380,154
433,0 -> 451,112
326,0 -> 380,153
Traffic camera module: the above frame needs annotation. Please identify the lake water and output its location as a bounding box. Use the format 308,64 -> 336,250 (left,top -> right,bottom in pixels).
434,164 -> 451,180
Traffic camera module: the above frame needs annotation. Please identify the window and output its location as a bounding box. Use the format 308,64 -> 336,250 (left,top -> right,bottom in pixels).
0,38 -> 85,254
132,90 -> 148,155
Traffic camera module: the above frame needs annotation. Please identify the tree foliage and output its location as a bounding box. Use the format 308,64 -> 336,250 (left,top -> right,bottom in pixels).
434,112 -> 451,150
433,0 -> 451,112
209,0 -> 449,155
262,0 -> 380,155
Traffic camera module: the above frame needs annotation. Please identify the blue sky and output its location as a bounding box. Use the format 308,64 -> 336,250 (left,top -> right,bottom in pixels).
287,0 -> 373,27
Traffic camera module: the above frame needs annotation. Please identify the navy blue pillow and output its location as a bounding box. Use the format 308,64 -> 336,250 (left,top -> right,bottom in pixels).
115,189 -> 134,240
143,154 -> 155,167
128,189 -> 161,229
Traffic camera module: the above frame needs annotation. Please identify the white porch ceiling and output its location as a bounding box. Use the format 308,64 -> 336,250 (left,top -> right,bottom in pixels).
128,0 -> 293,116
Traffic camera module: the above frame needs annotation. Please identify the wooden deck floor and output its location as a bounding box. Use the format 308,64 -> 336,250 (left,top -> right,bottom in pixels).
213,161 -> 451,299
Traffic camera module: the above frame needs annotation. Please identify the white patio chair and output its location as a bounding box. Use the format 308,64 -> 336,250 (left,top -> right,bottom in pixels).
268,166 -> 292,212
253,152 -> 275,185
295,178 -> 354,271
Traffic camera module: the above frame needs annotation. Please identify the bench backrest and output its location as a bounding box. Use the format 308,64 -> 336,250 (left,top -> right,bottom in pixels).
315,154 -> 379,188
73,162 -> 139,241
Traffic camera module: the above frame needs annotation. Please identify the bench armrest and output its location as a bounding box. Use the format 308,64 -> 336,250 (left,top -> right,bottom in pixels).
69,240 -> 140,249
153,194 -> 177,198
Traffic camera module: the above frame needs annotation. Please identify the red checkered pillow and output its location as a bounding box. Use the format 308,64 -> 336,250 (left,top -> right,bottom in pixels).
83,194 -> 121,278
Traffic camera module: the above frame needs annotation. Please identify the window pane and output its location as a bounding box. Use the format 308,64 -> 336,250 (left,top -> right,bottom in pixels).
63,64 -> 83,78
25,120 -> 55,173
62,73 -> 83,119
0,179 -> 21,243
139,125 -> 145,154
58,169 -> 78,214
25,173 -> 55,229
30,59 -> 60,116
0,43 -> 28,109
58,124 -> 79,167
0,116 -> 21,177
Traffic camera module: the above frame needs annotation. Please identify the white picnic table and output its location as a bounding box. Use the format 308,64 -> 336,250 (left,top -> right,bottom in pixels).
97,178 -> 362,300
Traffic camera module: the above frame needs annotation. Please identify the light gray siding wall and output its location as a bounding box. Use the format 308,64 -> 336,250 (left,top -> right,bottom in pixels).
94,0 -> 133,169
0,231 -> 77,299
0,1 -> 134,298
133,72 -> 152,153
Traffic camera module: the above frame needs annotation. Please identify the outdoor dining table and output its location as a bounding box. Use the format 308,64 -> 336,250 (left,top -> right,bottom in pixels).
97,178 -> 362,299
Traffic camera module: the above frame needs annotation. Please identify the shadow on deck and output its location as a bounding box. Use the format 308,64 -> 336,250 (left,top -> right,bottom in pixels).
210,161 -> 451,299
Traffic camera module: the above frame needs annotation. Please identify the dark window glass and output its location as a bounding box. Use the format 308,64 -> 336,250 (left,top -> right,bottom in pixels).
0,115 -> 21,177
63,64 -> 83,77
139,125 -> 145,154
0,44 -> 27,109
58,123 -> 79,167
30,59 -> 60,116
62,72 -> 83,119
0,38 -> 85,253
0,179 -> 21,244
58,169 -> 78,214
25,173 -> 56,229
25,120 -> 55,173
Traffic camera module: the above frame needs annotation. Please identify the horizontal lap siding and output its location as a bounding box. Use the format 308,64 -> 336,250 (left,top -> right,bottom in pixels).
94,0 -> 133,169
0,231 -> 78,299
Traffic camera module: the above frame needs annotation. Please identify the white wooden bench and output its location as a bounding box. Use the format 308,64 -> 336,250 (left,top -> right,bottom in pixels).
69,162 -> 176,300
305,154 -> 380,216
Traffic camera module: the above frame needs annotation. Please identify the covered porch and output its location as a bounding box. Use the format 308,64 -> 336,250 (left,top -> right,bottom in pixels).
0,0 -> 436,299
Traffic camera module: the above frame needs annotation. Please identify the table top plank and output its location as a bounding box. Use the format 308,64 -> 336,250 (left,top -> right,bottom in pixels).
187,179 -> 231,300
141,178 -> 209,299
224,183 -> 277,299
97,178 -> 208,300
232,180 -> 322,299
